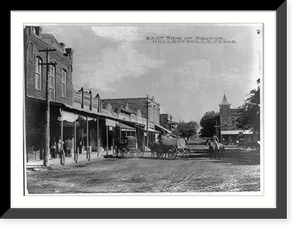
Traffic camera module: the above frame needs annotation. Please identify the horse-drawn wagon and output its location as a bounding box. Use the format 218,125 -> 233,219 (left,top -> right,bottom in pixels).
149,135 -> 192,160
115,136 -> 143,158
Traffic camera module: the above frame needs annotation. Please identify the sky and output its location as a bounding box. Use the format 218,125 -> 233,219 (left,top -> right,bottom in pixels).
41,24 -> 262,123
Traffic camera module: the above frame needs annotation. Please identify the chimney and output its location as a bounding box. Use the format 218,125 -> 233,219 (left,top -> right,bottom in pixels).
60,43 -> 65,52
65,48 -> 74,60
33,26 -> 42,36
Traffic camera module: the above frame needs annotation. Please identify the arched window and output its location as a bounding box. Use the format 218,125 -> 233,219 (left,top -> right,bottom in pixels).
61,69 -> 67,98
35,57 -> 42,90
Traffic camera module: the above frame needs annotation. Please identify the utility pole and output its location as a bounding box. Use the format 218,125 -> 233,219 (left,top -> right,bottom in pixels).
38,48 -> 56,167
145,95 -> 150,148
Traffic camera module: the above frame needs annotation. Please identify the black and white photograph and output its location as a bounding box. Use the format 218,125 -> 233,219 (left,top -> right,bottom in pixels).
24,23 -> 262,195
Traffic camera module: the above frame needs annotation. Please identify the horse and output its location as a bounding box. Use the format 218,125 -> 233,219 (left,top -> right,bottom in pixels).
205,139 -> 225,159
205,139 -> 217,159
217,142 -> 225,158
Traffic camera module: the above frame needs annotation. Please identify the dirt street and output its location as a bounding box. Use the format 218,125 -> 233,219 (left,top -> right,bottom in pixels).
26,150 -> 260,194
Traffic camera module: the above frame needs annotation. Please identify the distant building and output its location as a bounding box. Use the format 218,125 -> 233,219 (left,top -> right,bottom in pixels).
219,94 -> 258,144
101,96 -> 170,145
160,114 -> 178,132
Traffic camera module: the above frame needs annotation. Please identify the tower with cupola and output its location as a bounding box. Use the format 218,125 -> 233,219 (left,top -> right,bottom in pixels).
219,94 -> 232,131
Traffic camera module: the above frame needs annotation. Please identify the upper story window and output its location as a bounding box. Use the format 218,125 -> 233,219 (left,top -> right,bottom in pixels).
61,69 -> 67,98
49,65 -> 55,101
28,42 -> 34,60
35,57 -> 42,91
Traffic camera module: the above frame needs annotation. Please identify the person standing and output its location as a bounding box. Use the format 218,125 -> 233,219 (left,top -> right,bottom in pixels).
79,139 -> 83,154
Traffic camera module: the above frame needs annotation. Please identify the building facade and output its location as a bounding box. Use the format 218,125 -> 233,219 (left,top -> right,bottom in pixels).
24,26 -> 170,162
219,94 -> 258,144
101,96 -> 168,147
159,114 -> 178,132
24,26 -> 75,160
24,26 -> 74,105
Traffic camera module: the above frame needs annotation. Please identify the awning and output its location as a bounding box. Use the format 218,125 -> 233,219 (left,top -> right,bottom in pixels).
59,109 -> 78,122
147,127 -> 160,133
154,124 -> 172,134
117,122 -> 136,131
78,115 -> 96,121
221,130 -> 253,135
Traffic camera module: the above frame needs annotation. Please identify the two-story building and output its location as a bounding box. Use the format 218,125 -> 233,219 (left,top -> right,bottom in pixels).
159,114 -> 178,133
24,26 -> 75,159
24,26 -> 170,161
219,94 -> 258,144
101,95 -> 170,147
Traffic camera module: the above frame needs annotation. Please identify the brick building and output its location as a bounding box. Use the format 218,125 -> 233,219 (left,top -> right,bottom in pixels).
24,26 -> 170,162
101,96 -> 169,146
24,26 -> 74,105
159,114 -> 178,132
24,26 -> 75,159
219,94 -> 258,144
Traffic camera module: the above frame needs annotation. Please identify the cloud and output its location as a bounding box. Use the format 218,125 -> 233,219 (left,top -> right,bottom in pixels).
91,26 -> 141,41
177,59 -> 212,91
75,42 -> 165,92
91,26 -> 172,41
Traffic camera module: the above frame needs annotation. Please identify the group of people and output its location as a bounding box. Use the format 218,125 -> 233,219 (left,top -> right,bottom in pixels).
50,138 -> 85,158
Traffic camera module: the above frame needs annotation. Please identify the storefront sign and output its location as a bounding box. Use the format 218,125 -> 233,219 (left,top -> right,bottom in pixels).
106,119 -> 116,127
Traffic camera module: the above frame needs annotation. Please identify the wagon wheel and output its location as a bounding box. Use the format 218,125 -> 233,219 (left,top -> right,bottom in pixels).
116,148 -> 122,157
168,145 -> 177,160
150,150 -> 156,158
130,149 -> 137,158
157,150 -> 164,159
179,148 -> 190,159
138,147 -> 144,158
123,148 -> 130,158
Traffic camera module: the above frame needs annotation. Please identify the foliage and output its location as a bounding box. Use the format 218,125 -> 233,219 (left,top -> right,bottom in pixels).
173,120 -> 200,139
199,111 -> 220,137
236,78 -> 260,135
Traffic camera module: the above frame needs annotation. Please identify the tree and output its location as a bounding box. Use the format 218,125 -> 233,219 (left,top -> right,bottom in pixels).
199,111 -> 220,137
173,120 -> 199,139
236,78 -> 260,135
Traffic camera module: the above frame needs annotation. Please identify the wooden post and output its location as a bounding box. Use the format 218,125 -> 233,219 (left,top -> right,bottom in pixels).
75,148 -> 78,163
97,116 -> 99,157
112,127 -> 115,155
86,114 -> 89,160
74,119 -> 77,161
106,125 -> 109,156
60,118 -> 65,165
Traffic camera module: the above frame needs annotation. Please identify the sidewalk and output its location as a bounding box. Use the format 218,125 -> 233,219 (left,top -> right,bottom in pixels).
26,151 -> 114,169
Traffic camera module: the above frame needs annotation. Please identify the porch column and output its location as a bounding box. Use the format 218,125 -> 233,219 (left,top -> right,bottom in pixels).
86,114 -> 90,160
106,125 -> 109,156
60,117 -> 65,166
97,116 -> 99,157
74,119 -> 77,161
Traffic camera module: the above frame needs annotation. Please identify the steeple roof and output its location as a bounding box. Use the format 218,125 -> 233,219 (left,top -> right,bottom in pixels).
219,94 -> 231,105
